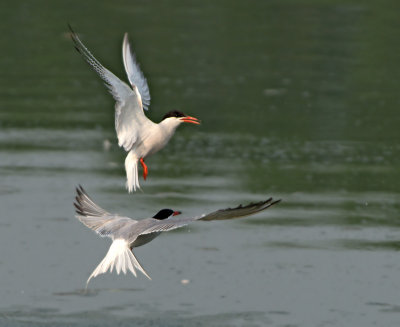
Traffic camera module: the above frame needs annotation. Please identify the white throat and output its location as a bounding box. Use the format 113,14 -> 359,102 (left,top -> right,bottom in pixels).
158,117 -> 181,136
137,118 -> 181,158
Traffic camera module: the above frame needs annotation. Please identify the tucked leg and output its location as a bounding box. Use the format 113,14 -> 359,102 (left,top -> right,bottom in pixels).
140,158 -> 148,180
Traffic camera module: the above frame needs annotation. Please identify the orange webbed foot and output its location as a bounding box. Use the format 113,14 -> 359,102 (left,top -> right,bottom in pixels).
140,158 -> 148,180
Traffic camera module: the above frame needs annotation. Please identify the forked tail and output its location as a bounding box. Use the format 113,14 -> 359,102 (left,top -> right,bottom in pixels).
125,151 -> 140,193
86,239 -> 151,287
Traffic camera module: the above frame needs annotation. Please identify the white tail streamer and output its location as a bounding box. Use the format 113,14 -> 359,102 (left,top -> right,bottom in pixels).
86,239 -> 151,287
125,151 -> 140,193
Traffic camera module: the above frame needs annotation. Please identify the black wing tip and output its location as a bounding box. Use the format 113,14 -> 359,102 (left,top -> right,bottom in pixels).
74,203 -> 85,217
67,24 -> 78,40
257,197 -> 281,210
75,186 -> 82,197
75,184 -> 87,195
67,25 -> 83,50
255,197 -> 282,207
73,45 -> 82,54
270,198 -> 282,206
78,184 -> 86,194
74,185 -> 88,216
67,23 -> 74,32
226,197 -> 281,211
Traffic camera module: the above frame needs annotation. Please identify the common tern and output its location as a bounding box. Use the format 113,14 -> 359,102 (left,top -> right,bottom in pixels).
74,186 -> 281,286
69,27 -> 200,192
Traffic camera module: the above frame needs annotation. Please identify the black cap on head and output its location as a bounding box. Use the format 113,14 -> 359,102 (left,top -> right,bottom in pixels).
162,110 -> 186,121
152,209 -> 174,220
152,209 -> 181,220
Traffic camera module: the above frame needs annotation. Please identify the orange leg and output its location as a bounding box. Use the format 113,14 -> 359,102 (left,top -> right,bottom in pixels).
140,158 -> 148,180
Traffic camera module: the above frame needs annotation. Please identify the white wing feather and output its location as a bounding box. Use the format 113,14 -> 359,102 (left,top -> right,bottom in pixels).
70,27 -> 154,152
122,33 -> 151,111
74,185 -> 137,238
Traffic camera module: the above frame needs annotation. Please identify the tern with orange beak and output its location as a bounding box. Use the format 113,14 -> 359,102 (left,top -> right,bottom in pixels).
70,27 -> 200,192
74,186 -> 280,286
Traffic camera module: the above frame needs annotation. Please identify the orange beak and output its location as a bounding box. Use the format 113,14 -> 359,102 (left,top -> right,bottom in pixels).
180,116 -> 201,125
173,211 -> 182,216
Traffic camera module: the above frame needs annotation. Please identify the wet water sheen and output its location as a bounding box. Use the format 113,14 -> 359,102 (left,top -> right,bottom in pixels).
1,1 -> 400,326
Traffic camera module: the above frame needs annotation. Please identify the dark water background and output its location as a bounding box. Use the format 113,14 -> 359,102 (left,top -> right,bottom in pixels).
1,1 -> 400,326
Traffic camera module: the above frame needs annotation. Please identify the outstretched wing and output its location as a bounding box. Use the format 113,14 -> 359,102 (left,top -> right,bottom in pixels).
140,198 -> 281,235
200,198 -> 281,221
74,185 -> 137,238
122,33 -> 151,111
69,26 -> 154,151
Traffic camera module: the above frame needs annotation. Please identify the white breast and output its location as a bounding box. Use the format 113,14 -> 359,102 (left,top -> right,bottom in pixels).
134,118 -> 181,158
